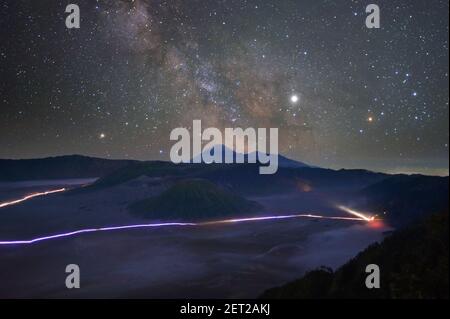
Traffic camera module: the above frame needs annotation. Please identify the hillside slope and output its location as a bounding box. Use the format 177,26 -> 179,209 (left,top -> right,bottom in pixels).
360,175 -> 449,227
129,179 -> 262,219
261,211 -> 449,299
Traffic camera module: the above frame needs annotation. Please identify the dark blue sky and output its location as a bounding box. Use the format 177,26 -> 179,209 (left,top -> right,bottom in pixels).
0,0 -> 448,175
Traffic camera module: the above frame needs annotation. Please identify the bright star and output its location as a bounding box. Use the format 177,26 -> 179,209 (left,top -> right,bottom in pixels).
290,94 -> 299,103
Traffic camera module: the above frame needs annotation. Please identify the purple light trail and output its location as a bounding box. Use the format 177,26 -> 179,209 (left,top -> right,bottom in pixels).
0,187 -> 375,246
0,213 -> 367,246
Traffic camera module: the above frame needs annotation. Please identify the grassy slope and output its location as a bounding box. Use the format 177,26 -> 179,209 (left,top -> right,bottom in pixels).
128,179 -> 262,219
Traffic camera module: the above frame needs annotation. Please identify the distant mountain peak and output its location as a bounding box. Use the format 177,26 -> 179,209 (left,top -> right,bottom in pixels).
192,144 -> 310,168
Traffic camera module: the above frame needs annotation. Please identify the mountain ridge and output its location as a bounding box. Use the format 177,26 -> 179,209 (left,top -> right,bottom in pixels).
0,155 -> 138,181
192,144 -> 310,168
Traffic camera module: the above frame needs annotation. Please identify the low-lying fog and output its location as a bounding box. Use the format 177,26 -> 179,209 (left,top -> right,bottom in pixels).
0,179 -> 390,298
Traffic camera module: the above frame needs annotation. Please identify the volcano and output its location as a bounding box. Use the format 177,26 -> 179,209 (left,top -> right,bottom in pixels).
128,179 -> 262,219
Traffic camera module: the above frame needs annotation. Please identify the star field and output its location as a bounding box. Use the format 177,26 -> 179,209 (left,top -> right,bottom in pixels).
0,0 -> 448,175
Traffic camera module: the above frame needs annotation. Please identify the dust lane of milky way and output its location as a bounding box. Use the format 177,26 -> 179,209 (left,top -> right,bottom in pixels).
0,1 -> 447,175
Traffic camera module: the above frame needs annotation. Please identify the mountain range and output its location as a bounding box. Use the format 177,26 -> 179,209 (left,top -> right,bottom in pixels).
1,153 -> 448,228
0,155 -> 136,181
192,144 -> 310,168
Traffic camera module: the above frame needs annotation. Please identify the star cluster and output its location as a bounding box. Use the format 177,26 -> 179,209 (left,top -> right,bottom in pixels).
0,0 -> 448,175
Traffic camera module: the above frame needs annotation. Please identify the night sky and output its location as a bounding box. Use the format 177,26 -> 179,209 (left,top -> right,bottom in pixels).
0,0 -> 448,175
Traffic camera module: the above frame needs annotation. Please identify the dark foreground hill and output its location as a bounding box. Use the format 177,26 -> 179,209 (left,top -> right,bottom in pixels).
128,179 -> 262,219
261,211 -> 449,299
0,155 -> 137,181
360,174 -> 449,227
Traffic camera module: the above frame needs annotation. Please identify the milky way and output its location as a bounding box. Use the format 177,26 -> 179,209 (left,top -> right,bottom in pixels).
0,0 -> 448,175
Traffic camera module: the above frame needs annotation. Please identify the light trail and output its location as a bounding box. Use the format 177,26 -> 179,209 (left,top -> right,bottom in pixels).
0,223 -> 196,245
203,214 -> 365,225
337,205 -> 375,222
0,188 -> 67,209
0,213 -> 366,246
0,187 -> 375,246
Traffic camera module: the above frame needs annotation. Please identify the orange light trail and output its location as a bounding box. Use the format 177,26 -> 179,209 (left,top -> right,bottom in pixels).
0,188 -> 67,209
